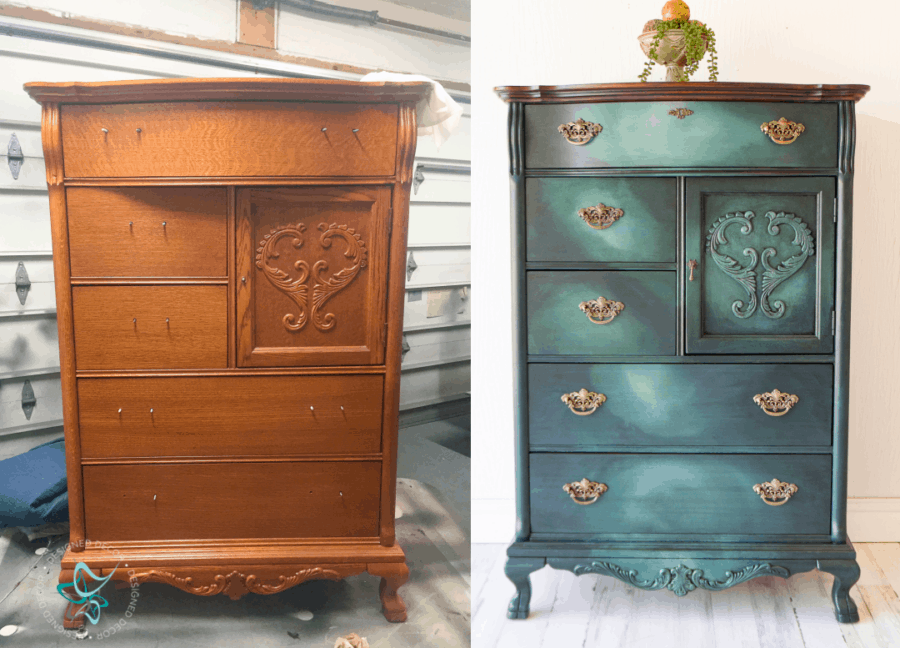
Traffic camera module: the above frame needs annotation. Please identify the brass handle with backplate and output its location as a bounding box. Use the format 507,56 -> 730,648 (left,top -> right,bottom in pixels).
558,118 -> 602,145
753,389 -> 799,417
753,478 -> 798,506
578,203 -> 624,230
579,296 -> 624,325
561,388 -> 607,416
563,478 -> 608,505
761,117 -> 805,145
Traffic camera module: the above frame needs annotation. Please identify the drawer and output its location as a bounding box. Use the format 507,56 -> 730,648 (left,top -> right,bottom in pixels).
83,461 -> 381,541
61,102 -> 398,178
525,102 -> 837,169
78,375 -> 384,459
530,453 -> 832,537
68,187 -> 226,278
526,178 -> 676,263
527,271 -> 676,356
530,364 -> 833,448
72,285 -> 226,369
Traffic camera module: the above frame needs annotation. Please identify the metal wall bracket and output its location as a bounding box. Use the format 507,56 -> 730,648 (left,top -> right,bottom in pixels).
8,132 -> 24,180
413,167 -> 426,195
22,380 -> 36,420
406,252 -> 418,282
401,335 -> 411,362
15,262 -> 31,305
412,161 -> 471,195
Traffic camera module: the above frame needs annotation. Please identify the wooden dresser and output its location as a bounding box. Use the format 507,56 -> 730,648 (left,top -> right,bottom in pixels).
495,82 -> 870,622
25,78 -> 431,623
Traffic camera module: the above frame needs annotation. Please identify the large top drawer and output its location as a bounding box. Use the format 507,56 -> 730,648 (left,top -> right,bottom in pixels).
60,101 -> 399,178
524,102 -> 837,169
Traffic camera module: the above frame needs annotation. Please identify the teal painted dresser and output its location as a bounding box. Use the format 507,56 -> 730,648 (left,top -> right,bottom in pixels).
495,82 -> 870,622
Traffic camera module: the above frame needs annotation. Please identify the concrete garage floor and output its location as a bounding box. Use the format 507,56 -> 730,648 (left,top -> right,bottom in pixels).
0,415 -> 471,648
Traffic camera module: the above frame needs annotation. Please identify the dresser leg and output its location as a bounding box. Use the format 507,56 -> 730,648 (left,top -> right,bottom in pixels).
818,559 -> 861,623
368,562 -> 409,623
505,557 -> 544,620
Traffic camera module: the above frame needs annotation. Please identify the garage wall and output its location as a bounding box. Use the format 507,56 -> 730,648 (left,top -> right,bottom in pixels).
0,5 -> 470,459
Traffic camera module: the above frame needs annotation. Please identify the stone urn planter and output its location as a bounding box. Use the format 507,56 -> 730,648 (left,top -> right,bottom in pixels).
638,28 -> 707,82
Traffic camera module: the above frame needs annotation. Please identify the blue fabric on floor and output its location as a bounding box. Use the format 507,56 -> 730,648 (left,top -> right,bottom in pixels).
0,437 -> 67,529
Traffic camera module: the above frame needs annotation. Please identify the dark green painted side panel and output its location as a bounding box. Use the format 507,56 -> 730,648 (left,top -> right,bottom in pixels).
525,102 -> 838,169
525,177 -> 677,262
529,363 -> 833,448
530,453 -> 832,536
686,177 -> 835,354
527,271 -> 676,356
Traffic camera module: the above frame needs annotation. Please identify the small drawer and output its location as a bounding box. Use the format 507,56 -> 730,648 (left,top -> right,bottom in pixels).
530,453 -> 832,537
530,363 -> 833,449
527,271 -> 676,356
526,178 -> 676,263
83,461 -> 381,541
61,101 -> 398,178
68,187 -> 226,278
525,102 -> 837,169
78,374 -> 384,459
72,285 -> 226,369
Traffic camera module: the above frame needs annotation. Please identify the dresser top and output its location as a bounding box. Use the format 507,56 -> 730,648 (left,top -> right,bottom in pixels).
495,82 -> 870,104
24,77 -> 434,104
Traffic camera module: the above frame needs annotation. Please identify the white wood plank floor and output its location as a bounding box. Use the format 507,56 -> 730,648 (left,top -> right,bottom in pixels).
473,543 -> 900,648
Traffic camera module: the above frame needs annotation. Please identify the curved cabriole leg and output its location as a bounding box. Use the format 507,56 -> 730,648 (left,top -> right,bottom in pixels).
818,559 -> 861,623
368,562 -> 409,623
505,557 -> 544,620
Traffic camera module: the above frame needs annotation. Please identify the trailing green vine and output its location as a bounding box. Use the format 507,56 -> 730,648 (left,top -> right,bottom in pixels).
639,19 -> 718,83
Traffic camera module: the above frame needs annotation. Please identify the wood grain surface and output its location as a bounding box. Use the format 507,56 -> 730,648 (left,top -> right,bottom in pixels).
67,186 -> 227,278
82,460 -> 382,541
77,374 -> 385,458
72,285 -> 227,369
61,102 -> 399,178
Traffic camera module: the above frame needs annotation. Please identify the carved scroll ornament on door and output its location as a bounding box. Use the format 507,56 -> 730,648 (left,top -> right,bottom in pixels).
706,210 -> 814,320
255,222 -> 368,332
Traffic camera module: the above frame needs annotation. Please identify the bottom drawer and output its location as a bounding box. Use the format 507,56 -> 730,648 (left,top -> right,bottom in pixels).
83,461 -> 381,541
530,453 -> 831,537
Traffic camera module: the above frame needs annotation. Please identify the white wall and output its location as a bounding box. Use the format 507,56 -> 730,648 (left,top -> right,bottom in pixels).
471,0 -> 900,542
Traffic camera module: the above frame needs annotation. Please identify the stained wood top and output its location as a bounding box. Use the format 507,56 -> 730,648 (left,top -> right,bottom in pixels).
24,77 -> 433,104
495,82 -> 870,104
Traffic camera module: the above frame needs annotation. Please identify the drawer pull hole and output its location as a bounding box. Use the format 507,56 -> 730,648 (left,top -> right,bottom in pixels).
242,276 -> 247,284
117,408 -> 122,415
100,128 -> 108,135
563,478 -> 608,505
166,318 -> 170,324
561,389 -> 606,416
150,408 -> 154,414
129,221 -> 133,228
352,128 -> 359,133
136,128 -> 142,134
578,203 -> 624,230
753,389 -> 799,416
579,296 -> 624,325
153,494 -> 156,501
753,478 -> 798,506
132,318 -> 137,325
321,127 -> 327,132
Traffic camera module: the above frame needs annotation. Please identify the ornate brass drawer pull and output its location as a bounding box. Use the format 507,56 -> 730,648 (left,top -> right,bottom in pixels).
753,389 -> 799,417
578,203 -> 624,230
563,478 -> 608,505
668,108 -> 694,119
561,388 -> 607,416
753,478 -> 798,506
760,117 -> 805,145
558,118 -> 602,145
579,296 -> 625,325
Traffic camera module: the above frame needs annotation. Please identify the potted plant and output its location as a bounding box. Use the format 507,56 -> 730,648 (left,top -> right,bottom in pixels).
638,1 -> 718,82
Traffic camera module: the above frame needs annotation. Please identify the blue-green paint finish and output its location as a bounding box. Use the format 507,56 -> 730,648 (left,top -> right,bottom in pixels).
529,363 -> 833,448
527,271 -> 676,356
525,177 -> 677,262
686,177 -> 835,354
525,102 -> 838,169
530,453 -> 833,536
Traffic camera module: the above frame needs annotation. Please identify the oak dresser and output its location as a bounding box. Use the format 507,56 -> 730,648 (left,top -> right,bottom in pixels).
25,77 -> 432,624
495,82 -> 870,622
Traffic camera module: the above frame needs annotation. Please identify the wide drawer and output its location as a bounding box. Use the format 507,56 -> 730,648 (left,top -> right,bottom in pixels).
530,453 -> 832,537
78,375 -> 384,459
72,285 -> 226,369
527,271 -> 676,356
83,461 -> 381,541
68,187 -> 227,278
61,102 -> 398,178
526,178 -> 676,263
530,364 -> 833,448
525,102 -> 837,169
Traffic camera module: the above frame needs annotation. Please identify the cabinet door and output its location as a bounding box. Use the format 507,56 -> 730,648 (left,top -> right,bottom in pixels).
236,186 -> 392,367
686,177 -> 835,354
